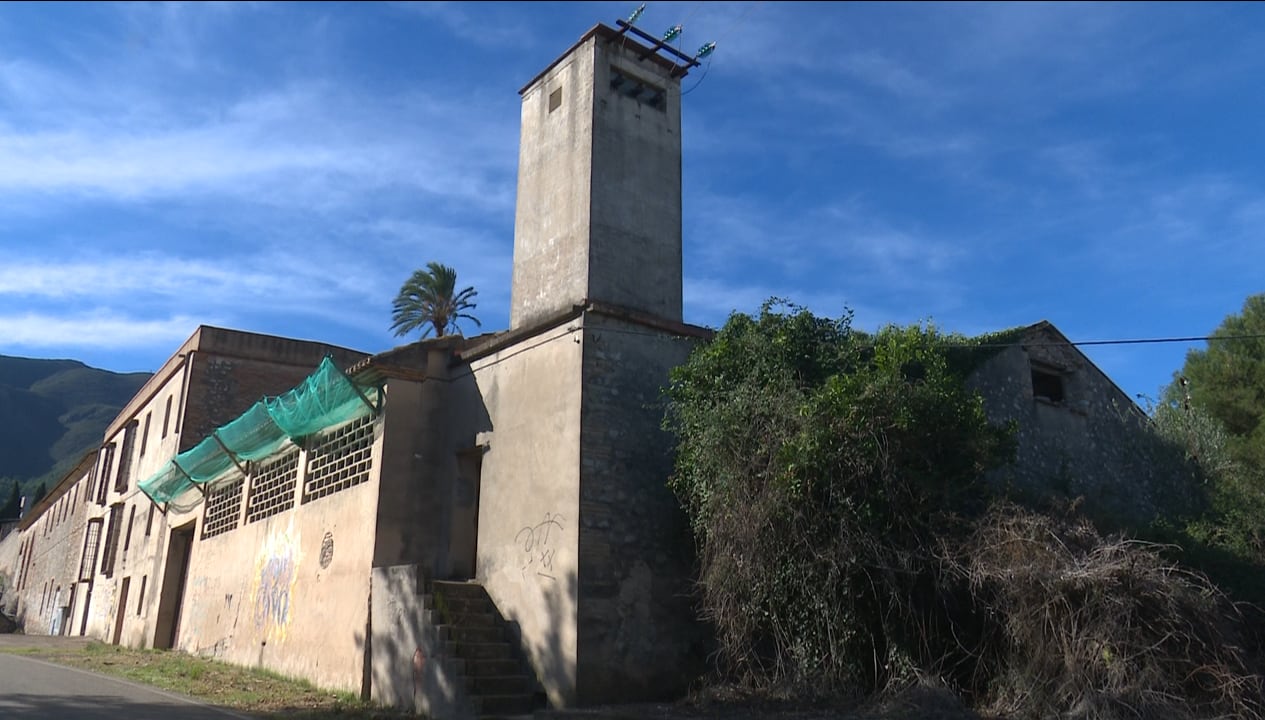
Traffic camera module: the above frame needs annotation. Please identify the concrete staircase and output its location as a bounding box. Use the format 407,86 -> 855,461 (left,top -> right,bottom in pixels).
426,580 -> 538,719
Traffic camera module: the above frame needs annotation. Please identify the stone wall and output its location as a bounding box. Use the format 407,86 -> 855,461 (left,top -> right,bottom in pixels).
575,312 -> 703,703
968,323 -> 1195,528
5,459 -> 93,635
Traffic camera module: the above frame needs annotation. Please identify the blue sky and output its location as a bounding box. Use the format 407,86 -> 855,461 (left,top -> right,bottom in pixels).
0,2 -> 1262,402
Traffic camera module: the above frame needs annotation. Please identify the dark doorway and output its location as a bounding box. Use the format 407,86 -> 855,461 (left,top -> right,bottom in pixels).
153,522 -> 194,650
112,577 -> 130,645
450,449 -> 483,579
78,582 -> 93,636
61,585 -> 76,637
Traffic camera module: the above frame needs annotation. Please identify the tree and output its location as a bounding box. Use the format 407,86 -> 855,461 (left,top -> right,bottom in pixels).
1173,293 -> 1265,480
389,262 -> 481,339
28,481 -> 45,509
0,480 -> 18,520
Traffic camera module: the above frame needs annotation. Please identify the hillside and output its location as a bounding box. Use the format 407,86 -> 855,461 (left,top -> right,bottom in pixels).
0,355 -> 150,516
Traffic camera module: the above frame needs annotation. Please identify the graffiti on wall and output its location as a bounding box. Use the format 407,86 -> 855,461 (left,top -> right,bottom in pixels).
252,528 -> 300,638
254,556 -> 293,629
515,512 -> 563,581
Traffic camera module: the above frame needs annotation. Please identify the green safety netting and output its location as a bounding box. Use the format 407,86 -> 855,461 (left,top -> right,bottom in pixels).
217,403 -> 290,462
139,356 -> 379,505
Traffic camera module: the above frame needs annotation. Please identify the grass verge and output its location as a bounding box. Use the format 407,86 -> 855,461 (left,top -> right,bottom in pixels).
0,639 -> 413,719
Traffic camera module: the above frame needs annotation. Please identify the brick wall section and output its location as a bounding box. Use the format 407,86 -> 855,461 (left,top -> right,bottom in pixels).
575,312 -> 704,703
180,348 -> 367,454
967,324 -> 1198,528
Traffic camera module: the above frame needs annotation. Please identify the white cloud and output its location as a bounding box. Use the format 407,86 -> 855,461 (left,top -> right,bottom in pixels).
0,310 -> 205,350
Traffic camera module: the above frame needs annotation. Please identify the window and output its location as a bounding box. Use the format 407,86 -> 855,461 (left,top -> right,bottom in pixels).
549,87 -> 562,112
137,575 -> 147,615
97,444 -> 115,505
84,463 -> 98,507
123,505 -> 136,553
140,412 -> 151,457
145,504 -> 155,537
1031,366 -> 1065,404
80,519 -> 103,581
162,396 -> 173,438
115,421 -> 139,493
101,503 -> 124,578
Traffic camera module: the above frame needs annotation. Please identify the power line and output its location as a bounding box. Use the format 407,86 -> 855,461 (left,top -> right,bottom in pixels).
963,334 -> 1265,350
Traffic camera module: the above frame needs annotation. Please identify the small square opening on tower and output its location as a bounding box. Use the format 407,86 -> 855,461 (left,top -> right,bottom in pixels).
609,66 -> 666,112
548,88 -> 562,112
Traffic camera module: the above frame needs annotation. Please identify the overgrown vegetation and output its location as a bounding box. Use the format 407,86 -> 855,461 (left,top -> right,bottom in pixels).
664,302 -> 1013,693
664,301 -> 1265,719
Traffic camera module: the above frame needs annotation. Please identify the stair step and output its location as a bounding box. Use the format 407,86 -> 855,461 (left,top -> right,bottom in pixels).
443,624 -> 503,643
431,580 -> 489,599
428,594 -> 495,615
466,674 -> 533,695
477,693 -> 535,715
448,641 -> 512,660
464,658 -> 521,677
448,611 -> 497,627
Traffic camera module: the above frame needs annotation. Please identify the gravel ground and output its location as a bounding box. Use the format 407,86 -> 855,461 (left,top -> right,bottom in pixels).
535,686 -> 984,720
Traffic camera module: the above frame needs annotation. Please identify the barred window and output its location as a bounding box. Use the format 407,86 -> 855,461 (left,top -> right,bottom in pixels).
202,477 -> 244,539
246,449 -> 298,524
304,415 -> 375,504
100,503 -> 123,578
80,519 -> 102,581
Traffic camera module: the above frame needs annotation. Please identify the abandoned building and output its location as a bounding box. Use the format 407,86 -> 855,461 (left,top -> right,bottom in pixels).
0,20 -> 1186,720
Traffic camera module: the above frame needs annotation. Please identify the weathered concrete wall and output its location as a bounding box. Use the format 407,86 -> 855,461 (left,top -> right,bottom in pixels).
588,36 -> 683,322
81,363 -> 196,645
511,30 -> 683,329
968,324 -> 1192,528
172,418 -> 383,691
511,38 -> 594,330
372,367 -> 479,579
79,329 -> 369,651
575,313 -> 701,702
461,323 -> 583,707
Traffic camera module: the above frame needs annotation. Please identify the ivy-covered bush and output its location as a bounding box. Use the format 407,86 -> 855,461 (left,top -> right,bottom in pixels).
663,302 -> 1013,692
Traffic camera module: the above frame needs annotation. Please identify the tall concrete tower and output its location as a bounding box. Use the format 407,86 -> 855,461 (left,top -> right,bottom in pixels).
511,24 -> 685,329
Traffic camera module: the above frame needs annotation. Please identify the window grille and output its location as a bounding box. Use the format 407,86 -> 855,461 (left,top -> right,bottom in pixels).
246,448 -> 298,524
100,503 -> 123,578
202,477 -> 244,539
303,415 -> 375,504
80,519 -> 102,582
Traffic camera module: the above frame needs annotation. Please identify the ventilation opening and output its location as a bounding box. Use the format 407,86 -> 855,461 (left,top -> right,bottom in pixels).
609,66 -> 666,111
548,87 -> 562,112
1031,367 -> 1065,404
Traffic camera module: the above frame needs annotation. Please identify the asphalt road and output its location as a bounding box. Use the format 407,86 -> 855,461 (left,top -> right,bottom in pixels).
0,647 -> 251,720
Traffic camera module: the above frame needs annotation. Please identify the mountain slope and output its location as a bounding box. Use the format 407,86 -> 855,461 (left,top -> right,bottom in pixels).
0,355 -> 151,515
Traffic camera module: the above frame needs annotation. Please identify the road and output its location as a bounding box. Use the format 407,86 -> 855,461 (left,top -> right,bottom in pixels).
0,638 -> 250,720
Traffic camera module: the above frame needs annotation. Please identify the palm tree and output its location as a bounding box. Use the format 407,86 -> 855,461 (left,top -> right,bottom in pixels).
390,262 -> 481,339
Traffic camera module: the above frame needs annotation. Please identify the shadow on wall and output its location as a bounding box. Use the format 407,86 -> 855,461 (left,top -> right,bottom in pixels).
501,569 -> 577,709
